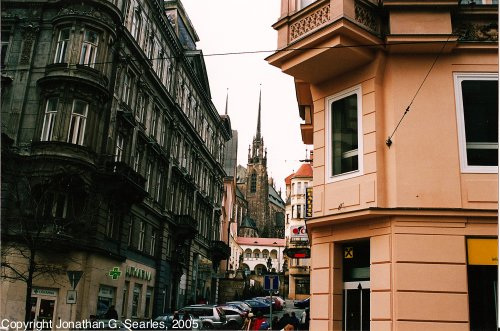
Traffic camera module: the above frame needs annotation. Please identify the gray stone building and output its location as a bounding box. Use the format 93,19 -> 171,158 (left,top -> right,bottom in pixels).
1,0 -> 230,323
236,92 -> 285,239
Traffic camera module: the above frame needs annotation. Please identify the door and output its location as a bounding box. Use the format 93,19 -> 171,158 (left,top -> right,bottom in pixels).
31,296 -> 56,330
343,281 -> 370,331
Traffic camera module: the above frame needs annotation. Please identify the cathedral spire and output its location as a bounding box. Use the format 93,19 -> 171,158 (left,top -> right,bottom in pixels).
256,85 -> 262,140
225,88 -> 229,115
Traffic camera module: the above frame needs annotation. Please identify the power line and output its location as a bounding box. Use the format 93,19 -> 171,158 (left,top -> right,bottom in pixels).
1,39 -> 457,72
385,35 -> 452,148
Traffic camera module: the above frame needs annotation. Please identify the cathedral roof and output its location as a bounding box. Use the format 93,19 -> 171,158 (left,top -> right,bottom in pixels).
268,185 -> 285,208
240,216 -> 257,229
236,237 -> 285,247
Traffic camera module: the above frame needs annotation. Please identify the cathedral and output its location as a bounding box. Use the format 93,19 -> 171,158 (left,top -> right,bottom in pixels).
236,90 -> 285,239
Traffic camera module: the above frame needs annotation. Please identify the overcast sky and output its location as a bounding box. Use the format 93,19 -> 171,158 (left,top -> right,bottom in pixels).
181,0 -> 312,196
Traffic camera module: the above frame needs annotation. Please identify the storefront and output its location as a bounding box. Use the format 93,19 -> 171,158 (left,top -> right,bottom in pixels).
121,260 -> 156,320
30,288 -> 59,328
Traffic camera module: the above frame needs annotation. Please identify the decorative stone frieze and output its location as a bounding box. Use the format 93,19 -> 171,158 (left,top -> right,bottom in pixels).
290,4 -> 331,41
354,1 -> 379,33
454,21 -> 498,41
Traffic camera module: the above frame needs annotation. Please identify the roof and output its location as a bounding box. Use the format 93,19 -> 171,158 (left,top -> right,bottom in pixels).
223,130 -> 238,177
292,163 -> 313,179
236,186 -> 246,200
285,173 -> 294,185
236,237 -> 285,247
268,185 -> 285,208
240,216 -> 257,229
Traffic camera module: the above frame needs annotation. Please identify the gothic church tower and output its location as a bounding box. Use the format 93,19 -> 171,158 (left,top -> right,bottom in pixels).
245,89 -> 271,237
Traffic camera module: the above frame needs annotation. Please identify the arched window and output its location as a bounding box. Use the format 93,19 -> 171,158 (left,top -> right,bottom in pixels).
250,173 -> 257,193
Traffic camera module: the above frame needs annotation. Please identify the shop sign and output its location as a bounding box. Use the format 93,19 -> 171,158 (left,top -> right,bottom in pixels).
305,187 -> 313,218
290,225 -> 308,239
32,288 -> 57,297
126,265 -> 152,281
467,238 -> 498,265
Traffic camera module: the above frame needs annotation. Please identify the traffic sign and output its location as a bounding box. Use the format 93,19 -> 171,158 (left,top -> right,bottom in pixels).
67,271 -> 83,289
264,275 -> 279,291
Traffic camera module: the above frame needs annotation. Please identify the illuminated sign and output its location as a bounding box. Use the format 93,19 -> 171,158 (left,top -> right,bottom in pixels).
126,265 -> 152,281
467,238 -> 498,265
285,248 -> 311,259
290,225 -> 308,239
306,187 -> 313,218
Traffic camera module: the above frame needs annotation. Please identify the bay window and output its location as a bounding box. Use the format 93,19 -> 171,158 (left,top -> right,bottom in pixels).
54,28 -> 70,63
326,85 -> 363,181
41,97 -> 58,141
67,99 -> 88,145
454,73 -> 498,172
79,29 -> 99,67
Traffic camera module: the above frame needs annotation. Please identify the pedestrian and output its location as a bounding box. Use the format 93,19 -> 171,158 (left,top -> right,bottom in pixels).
104,305 -> 118,320
271,316 -> 280,330
290,312 -> 300,329
302,308 -> 309,330
282,324 -> 295,331
251,311 -> 268,330
277,313 -> 291,330
182,312 -> 192,330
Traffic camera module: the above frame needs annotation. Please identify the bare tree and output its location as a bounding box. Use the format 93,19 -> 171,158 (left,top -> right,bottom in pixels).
1,173 -> 98,322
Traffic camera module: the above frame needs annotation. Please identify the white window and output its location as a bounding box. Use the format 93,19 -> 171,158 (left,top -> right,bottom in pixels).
326,85 -> 363,182
79,29 -> 98,67
454,73 -> 498,173
156,172 -> 162,201
115,134 -> 124,162
146,162 -> 152,193
122,72 -> 133,104
150,231 -> 156,256
138,221 -> 145,251
297,0 -> 318,10
136,94 -> 145,123
133,150 -> 141,172
130,9 -> 142,41
41,97 -> 58,141
54,28 -> 70,63
150,108 -> 157,137
67,100 -> 88,145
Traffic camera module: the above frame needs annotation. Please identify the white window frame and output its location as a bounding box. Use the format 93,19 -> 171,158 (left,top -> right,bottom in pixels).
454,72 -> 498,173
41,97 -> 58,141
67,99 -> 88,145
54,28 -> 70,63
325,85 -> 364,183
115,134 -> 124,162
138,221 -> 145,251
79,29 -> 99,67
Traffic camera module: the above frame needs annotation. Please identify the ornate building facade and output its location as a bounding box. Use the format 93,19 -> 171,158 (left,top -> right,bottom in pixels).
1,0 -> 230,324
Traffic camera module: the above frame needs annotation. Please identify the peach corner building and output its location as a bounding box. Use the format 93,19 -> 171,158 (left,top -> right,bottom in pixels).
266,0 -> 498,330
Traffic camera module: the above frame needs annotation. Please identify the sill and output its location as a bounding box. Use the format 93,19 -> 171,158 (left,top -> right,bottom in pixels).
461,165 -> 498,174
325,169 -> 363,184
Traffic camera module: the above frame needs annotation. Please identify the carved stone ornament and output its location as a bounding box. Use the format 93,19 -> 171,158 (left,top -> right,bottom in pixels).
19,24 -> 39,65
454,22 -> 498,41
56,6 -> 114,28
290,3 -> 331,41
355,1 -> 379,33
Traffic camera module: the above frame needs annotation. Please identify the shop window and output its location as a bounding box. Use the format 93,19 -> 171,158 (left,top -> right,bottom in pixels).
122,281 -> 129,318
144,287 -> 153,318
454,73 -> 498,172
97,285 -> 115,318
295,278 -> 310,295
327,86 -> 363,181
467,238 -> 498,330
67,99 -> 88,146
131,284 -> 142,318
79,29 -> 99,67
40,97 -> 58,141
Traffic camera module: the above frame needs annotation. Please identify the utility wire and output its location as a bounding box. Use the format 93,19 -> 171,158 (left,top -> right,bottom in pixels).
0,39 -> 457,72
385,35 -> 452,148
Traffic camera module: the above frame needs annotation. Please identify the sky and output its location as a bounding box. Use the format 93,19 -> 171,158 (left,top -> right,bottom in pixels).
181,0 -> 312,196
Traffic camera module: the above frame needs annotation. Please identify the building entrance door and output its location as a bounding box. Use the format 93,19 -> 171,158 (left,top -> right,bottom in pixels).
343,281 -> 370,331
31,296 -> 57,330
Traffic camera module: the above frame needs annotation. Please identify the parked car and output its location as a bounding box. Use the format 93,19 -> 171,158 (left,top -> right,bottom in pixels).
225,301 -> 252,314
243,299 -> 271,315
264,296 -> 284,310
254,297 -> 278,310
294,297 -> 310,309
154,313 -> 202,330
179,305 -> 227,329
217,305 -> 246,330
267,296 -> 286,309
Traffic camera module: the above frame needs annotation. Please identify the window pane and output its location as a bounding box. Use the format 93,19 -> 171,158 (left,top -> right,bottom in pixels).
462,80 -> 498,166
331,93 -> 358,176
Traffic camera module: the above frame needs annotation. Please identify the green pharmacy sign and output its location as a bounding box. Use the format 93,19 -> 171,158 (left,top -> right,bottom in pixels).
108,267 -> 122,280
